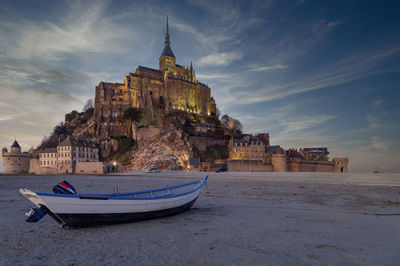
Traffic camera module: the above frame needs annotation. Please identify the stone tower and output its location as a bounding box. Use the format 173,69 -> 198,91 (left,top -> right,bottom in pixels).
159,12 -> 176,73
1,140 -> 32,174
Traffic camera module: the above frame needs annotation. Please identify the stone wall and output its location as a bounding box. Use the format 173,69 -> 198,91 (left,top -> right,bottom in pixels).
272,154 -> 287,172
227,159 -> 273,172
2,153 -> 31,174
29,159 -> 59,174
287,159 -> 336,172
188,136 -> 225,152
75,162 -> 105,174
333,157 -> 349,173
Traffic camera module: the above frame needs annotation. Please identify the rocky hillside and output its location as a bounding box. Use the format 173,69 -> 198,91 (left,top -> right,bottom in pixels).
127,128 -> 192,170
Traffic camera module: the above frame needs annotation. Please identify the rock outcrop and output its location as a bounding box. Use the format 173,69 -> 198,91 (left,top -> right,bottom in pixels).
128,128 -> 192,170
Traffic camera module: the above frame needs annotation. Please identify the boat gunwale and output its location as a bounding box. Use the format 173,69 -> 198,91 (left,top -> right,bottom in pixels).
21,175 -> 208,201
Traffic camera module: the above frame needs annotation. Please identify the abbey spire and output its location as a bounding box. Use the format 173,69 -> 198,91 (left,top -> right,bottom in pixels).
165,11 -> 170,46
159,11 -> 176,72
160,11 -> 175,59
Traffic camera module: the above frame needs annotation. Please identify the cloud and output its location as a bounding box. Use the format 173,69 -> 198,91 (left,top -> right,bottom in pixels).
281,115 -> 336,133
366,115 -> 382,129
371,136 -> 389,150
247,64 -> 288,72
195,73 -> 233,80
372,96 -> 383,109
197,52 -> 242,66
230,45 -> 400,104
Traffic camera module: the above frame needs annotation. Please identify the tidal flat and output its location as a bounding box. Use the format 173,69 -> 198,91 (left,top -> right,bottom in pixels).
1,172 -> 399,265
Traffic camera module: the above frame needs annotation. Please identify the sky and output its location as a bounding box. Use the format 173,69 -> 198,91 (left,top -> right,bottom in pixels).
0,0 -> 399,172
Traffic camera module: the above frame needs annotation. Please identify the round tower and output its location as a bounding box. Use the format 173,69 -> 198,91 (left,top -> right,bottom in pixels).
272,153 -> 287,172
2,140 -> 31,174
10,140 -> 21,154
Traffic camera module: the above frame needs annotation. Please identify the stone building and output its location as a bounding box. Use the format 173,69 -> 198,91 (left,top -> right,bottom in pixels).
1,140 -> 32,174
94,14 -> 217,139
56,136 -> 99,174
227,134 -> 348,172
229,135 -> 266,162
30,136 -> 99,174
39,148 -> 57,168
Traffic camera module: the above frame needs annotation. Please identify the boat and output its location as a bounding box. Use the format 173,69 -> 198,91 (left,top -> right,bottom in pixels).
20,175 -> 208,229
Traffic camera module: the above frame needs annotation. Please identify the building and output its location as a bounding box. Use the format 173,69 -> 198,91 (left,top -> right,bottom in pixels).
94,14 -> 217,139
1,140 -> 32,174
193,123 -> 216,133
30,136 -> 99,174
56,136 -> 99,174
229,135 -> 266,162
227,134 -> 348,172
39,148 -> 57,168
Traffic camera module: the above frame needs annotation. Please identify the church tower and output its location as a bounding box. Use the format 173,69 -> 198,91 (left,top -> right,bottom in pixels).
159,12 -> 176,73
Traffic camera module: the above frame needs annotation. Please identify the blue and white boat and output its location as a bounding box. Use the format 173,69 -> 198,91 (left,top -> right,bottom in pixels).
20,176 -> 208,229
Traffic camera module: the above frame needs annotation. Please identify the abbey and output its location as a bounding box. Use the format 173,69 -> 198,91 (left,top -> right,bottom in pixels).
95,14 -> 216,138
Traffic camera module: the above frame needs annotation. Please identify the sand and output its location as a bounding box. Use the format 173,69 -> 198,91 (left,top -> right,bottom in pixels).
0,171 -> 399,265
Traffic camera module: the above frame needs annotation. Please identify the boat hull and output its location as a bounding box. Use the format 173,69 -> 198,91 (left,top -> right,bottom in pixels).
55,197 -> 198,228
20,176 -> 208,229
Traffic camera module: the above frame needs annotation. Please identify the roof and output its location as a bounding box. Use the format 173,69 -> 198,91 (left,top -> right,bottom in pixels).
265,145 -> 281,154
303,147 -> 329,154
59,136 -> 97,148
168,76 -> 196,85
195,123 -> 216,128
189,158 -> 200,166
138,66 -> 162,74
11,140 -> 21,148
43,148 -> 57,153
161,44 -> 175,58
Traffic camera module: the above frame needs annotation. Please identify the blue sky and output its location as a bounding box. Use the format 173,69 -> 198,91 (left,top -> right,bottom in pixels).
0,0 -> 399,172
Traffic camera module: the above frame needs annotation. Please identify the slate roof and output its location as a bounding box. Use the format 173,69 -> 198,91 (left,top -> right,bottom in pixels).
195,123 -> 216,128
138,66 -> 162,74
59,136 -> 97,148
11,140 -> 21,148
43,148 -> 57,153
168,76 -> 196,85
189,158 -> 200,166
303,147 -> 329,154
161,44 -> 175,58
265,145 -> 281,154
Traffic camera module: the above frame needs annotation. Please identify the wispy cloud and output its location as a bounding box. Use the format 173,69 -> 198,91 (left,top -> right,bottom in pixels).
247,64 -> 288,72
197,52 -> 242,66
281,115 -> 336,133
230,45 -> 400,104
371,136 -> 389,150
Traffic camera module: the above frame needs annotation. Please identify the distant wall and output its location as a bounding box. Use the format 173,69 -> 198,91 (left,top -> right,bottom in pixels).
188,136 -> 225,152
227,159 -> 273,172
272,154 -> 287,172
29,159 -> 59,174
287,159 -> 335,172
75,162 -> 105,175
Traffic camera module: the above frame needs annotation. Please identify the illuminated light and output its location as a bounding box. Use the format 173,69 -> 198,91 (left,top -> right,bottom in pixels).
113,161 -> 117,166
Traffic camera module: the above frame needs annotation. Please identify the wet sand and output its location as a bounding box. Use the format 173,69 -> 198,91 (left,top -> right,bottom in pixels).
1,172 -> 399,265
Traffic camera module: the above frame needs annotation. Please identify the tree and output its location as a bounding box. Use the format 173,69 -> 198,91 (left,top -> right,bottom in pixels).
82,99 -> 94,112
53,121 -> 68,135
122,108 -> 142,122
220,114 -> 231,128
